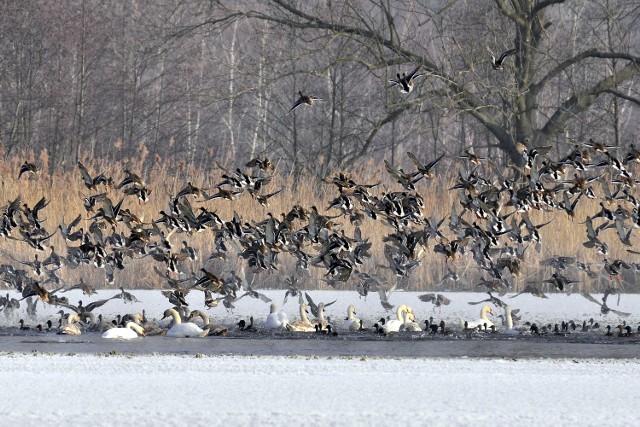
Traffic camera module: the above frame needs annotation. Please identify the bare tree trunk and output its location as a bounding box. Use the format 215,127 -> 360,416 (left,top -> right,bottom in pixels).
153,52 -> 167,151
193,36 -> 206,164
249,24 -> 269,160
73,0 -> 88,163
223,19 -> 240,159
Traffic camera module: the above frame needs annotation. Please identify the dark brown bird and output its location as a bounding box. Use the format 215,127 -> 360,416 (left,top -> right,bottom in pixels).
418,293 -> 451,311
288,91 -> 322,113
17,161 -> 39,180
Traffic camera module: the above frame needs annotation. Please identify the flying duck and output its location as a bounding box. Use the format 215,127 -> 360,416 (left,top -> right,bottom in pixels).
388,65 -> 424,93
490,48 -> 517,70
288,91 -> 322,113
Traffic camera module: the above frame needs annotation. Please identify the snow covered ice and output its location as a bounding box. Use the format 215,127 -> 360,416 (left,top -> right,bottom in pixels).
1,353 -> 639,427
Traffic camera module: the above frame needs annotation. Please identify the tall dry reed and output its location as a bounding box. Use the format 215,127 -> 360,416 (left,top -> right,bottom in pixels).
0,149 -> 636,294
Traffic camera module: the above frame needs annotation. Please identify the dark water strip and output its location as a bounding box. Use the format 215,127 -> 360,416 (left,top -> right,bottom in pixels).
1,332 -> 639,359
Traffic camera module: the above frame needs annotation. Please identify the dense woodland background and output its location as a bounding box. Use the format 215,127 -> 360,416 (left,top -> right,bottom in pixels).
1,0 -> 638,176
0,0 -> 639,294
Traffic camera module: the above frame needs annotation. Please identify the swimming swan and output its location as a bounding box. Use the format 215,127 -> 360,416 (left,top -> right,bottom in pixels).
288,302 -> 317,332
462,305 -> 494,329
399,311 -> 423,332
344,304 -> 361,331
503,305 -> 529,335
102,322 -> 146,339
187,309 -> 228,336
381,305 -> 413,332
163,308 -> 209,337
58,314 -> 82,335
265,303 -> 289,329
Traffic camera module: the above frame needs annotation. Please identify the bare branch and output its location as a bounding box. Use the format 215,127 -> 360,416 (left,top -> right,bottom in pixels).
509,0 -> 523,15
604,89 -> 640,107
538,61 -> 640,143
344,105 -> 413,167
245,1 -> 439,71
531,49 -> 640,95
493,0 -> 525,25
170,13 -> 243,40
531,0 -> 568,17
381,1 -> 400,47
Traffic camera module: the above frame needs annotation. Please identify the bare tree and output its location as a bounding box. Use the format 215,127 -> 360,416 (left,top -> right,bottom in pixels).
0,0 -> 637,176
210,0 -> 640,165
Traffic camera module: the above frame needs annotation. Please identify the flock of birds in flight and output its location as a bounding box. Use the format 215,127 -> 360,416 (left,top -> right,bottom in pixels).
289,48 -> 517,112
1,49 -> 639,339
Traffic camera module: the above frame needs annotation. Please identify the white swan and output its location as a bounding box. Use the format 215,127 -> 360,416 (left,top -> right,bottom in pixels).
265,303 -> 289,329
288,302 -> 316,332
381,305 -> 412,333
344,304 -> 361,331
102,322 -> 146,339
399,311 -> 423,332
503,305 -> 529,335
58,314 -> 82,335
462,305 -> 494,329
163,308 -> 208,337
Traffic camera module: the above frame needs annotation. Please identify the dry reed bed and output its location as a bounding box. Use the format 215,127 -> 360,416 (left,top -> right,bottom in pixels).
0,151 -> 637,294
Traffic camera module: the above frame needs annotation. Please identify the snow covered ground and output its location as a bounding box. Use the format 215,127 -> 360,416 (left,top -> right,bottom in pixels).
1,353 -> 639,427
